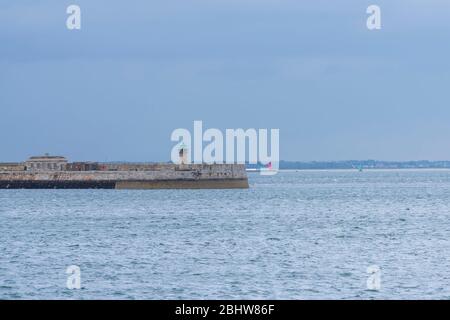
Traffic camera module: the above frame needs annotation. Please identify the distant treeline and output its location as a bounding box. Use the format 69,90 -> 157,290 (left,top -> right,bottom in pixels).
276,160 -> 450,170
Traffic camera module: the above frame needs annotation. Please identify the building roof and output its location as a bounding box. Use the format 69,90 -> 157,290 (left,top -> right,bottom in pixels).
27,155 -> 67,161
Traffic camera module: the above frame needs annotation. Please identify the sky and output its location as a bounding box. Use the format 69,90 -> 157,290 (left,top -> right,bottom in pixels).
1,0 -> 450,162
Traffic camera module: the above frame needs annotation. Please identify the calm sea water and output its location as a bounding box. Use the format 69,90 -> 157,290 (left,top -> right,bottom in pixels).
1,170 -> 450,299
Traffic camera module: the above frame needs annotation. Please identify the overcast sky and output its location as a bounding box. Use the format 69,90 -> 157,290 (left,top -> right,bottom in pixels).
1,0 -> 449,162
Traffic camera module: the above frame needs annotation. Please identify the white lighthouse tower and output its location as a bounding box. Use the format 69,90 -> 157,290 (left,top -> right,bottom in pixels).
178,142 -> 189,165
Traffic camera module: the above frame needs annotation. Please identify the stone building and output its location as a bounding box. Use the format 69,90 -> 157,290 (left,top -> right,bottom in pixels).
66,162 -> 99,171
25,155 -> 68,171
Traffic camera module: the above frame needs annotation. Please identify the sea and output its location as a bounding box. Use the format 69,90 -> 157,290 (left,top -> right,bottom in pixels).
1,169 -> 450,299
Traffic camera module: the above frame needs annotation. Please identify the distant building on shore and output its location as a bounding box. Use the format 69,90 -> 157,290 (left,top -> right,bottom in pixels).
25,154 -> 68,171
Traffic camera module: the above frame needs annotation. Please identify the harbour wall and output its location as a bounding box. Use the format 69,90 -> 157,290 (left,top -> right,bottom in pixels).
0,164 -> 249,189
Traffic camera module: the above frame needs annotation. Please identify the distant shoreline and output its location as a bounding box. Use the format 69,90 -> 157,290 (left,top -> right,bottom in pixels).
249,160 -> 450,170
247,168 -> 450,172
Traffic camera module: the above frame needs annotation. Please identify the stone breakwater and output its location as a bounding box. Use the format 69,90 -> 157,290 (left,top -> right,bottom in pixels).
0,164 -> 249,189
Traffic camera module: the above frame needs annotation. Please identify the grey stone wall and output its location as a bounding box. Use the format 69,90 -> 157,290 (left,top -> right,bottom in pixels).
0,164 -> 247,182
